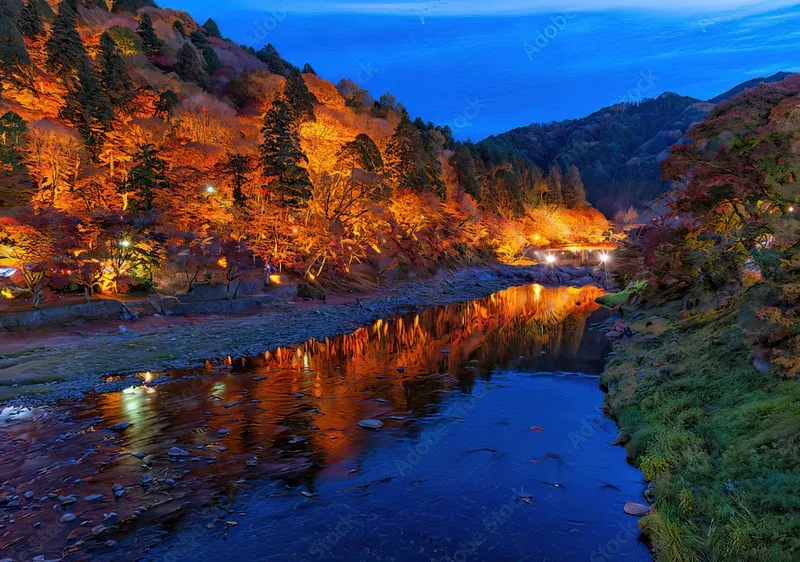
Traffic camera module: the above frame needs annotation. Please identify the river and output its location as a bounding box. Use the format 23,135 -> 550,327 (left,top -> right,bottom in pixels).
0,284 -> 649,561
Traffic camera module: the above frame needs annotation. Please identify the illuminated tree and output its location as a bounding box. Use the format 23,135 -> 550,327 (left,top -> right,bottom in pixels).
259,99 -> 311,207
136,13 -> 163,55
223,151 -> 252,206
0,207 -> 77,308
154,89 -> 179,121
385,113 -> 444,198
59,56 -> 114,151
99,31 -> 135,111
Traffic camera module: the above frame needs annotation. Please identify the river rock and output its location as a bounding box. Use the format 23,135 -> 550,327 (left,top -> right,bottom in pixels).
297,284 -> 325,300
753,359 -> 771,373
108,422 -> 130,432
623,502 -> 651,516
23,491 -> 34,500
60,513 -> 77,523
358,419 -> 384,430
141,475 -> 153,486
167,447 -> 190,457
85,494 -> 104,502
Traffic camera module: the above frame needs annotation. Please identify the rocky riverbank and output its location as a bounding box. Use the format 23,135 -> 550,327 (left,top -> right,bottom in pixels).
0,264 -> 605,408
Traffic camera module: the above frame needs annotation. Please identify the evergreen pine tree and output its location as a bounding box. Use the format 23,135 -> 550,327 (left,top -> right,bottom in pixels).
154,89 -> 179,121
60,55 -> 114,150
136,13 -> 163,55
385,113 -> 445,199
563,164 -> 587,208
0,111 -> 27,169
545,163 -> 564,206
120,143 -> 170,212
202,17 -> 221,39
259,100 -> 311,208
338,133 -> 383,174
223,152 -> 251,206
18,0 -> 45,41
202,45 -> 222,73
45,1 -> 86,81
189,29 -> 208,48
174,42 -> 209,90
301,63 -> 316,75
284,72 -> 317,122
99,32 -> 135,110
255,43 -> 297,77
172,20 -> 185,38
0,0 -> 32,86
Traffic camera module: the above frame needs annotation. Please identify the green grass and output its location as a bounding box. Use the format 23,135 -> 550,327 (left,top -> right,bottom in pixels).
603,290 -> 800,561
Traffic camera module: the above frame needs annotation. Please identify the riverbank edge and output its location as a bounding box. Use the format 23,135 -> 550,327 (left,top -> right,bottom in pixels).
599,288 -> 800,561
0,263 -> 606,409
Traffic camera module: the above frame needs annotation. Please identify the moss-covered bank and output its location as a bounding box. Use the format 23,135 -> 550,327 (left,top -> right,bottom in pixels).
601,288 -> 800,561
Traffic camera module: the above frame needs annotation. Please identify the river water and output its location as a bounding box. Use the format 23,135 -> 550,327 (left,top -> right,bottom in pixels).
0,284 -> 649,561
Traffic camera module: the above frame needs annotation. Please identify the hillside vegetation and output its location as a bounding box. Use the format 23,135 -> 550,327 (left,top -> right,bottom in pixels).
0,0 -> 609,306
604,75 -> 800,561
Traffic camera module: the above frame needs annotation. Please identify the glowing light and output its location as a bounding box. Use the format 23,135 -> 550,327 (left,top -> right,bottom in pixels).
1,288 -> 12,299
599,252 -> 610,263
292,227 -> 299,234
545,255 -> 556,264
790,206 -> 795,213
269,274 -> 282,285
205,185 -> 216,194
119,239 -> 131,248
144,371 -> 152,382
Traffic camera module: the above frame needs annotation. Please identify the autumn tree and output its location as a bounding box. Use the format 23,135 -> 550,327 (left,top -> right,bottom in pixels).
259,99 -> 311,207
174,42 -> 209,90
59,56 -> 114,150
202,17 -> 221,38
99,31 -> 135,111
18,0 -> 44,41
337,78 -> 373,110
154,89 -> 179,121
119,144 -> 170,212
0,207 -> 77,308
285,72 -> 317,123
136,13 -> 163,55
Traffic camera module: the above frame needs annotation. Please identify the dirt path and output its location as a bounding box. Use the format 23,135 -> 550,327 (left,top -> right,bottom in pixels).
0,264 -> 605,407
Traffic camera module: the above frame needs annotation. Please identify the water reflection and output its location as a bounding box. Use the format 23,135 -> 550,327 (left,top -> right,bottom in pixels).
0,284 -> 615,561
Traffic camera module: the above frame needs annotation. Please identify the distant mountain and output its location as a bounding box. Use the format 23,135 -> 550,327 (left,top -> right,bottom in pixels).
481,73 -> 795,215
709,72 -> 795,103
479,93 -> 713,214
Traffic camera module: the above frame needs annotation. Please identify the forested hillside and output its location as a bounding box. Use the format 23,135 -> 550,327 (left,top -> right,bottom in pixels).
0,0 -> 609,305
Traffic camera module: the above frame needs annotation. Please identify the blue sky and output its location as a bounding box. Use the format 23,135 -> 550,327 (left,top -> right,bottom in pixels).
163,0 -> 800,140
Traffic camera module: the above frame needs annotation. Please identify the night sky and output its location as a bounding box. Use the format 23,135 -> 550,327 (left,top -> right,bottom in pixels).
162,0 -> 800,140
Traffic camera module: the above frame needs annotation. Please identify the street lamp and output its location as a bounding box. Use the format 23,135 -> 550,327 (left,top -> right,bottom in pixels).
119,239 -> 131,248
599,252 -> 611,286
545,254 -> 556,266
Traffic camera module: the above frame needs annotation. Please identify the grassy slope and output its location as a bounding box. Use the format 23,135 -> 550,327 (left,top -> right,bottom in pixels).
601,287 -> 800,561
